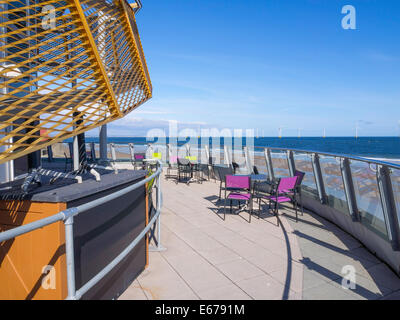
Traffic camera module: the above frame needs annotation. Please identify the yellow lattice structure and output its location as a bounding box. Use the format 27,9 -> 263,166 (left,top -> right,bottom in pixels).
0,0 -> 152,164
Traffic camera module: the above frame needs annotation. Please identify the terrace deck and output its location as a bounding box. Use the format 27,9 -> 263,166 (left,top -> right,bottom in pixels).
119,173 -> 400,300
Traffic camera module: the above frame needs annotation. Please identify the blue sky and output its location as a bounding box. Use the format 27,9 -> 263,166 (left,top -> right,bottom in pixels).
107,0 -> 400,137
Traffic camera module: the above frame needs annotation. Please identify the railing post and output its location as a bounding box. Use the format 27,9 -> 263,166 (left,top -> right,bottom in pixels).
128,143 -> 135,161
287,150 -> 296,176
311,153 -> 327,204
64,215 -> 76,300
204,144 -> 213,180
224,145 -> 232,166
244,146 -> 253,174
264,148 -> 274,182
156,173 -> 163,250
166,143 -> 170,163
99,124 -> 107,161
147,143 -> 153,159
377,165 -> 400,251
149,168 -> 166,252
185,143 -> 191,157
90,142 -> 96,161
340,158 -> 360,222
110,143 -> 117,161
73,135 -> 79,171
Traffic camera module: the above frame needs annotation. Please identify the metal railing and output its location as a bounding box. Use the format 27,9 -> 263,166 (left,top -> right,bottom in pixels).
0,161 -> 163,300
249,146 -> 400,251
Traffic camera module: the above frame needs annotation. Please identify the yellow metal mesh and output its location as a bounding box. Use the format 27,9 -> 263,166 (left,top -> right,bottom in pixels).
0,0 -> 151,163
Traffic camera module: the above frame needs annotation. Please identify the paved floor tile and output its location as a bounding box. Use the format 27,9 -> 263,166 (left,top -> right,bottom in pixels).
216,259 -> 264,282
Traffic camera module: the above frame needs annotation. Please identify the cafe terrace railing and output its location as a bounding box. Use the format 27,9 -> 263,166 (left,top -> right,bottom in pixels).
0,160 -> 163,300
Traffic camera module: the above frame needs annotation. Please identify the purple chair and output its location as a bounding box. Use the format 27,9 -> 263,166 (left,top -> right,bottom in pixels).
261,176 -> 298,225
224,175 -> 253,223
134,154 -> 145,160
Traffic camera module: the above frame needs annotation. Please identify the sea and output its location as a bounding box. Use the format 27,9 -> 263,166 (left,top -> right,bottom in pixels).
78,136 -> 400,161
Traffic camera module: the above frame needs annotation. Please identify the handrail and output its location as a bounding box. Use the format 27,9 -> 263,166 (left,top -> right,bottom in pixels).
0,160 -> 163,300
253,146 -> 400,170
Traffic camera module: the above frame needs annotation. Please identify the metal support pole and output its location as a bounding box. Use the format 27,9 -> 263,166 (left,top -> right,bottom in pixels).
166,143 -> 170,163
149,172 -> 165,252
99,124 -> 107,161
224,145 -> 232,166
377,165 -> 400,251
287,150 -> 296,176
185,143 -> 190,157
244,146 -> 253,174
64,216 -> 76,300
73,135 -> 79,171
204,144 -> 214,181
128,143 -> 135,161
340,158 -> 360,222
264,148 -> 274,182
90,142 -> 96,161
312,153 -> 327,204
110,143 -> 117,161
156,174 -> 162,249
147,143 -> 153,159
72,114 -> 82,172
204,144 -> 210,162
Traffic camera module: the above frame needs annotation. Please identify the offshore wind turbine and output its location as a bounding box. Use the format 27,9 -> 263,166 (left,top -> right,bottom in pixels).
278,127 -> 283,138
323,128 -> 326,138
297,128 -> 302,138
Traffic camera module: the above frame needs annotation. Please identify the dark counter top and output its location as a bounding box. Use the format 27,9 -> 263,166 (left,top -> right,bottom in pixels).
0,169 -> 147,203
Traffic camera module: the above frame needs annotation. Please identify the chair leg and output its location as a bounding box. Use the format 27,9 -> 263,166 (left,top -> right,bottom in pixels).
219,181 -> 222,200
256,199 -> 260,219
300,191 -> 304,216
224,197 -> 227,220
248,199 -> 253,223
275,201 -> 279,226
230,199 -> 232,213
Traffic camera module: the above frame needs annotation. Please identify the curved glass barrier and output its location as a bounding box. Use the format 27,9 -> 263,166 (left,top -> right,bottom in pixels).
209,147 -> 225,166
320,156 -> 349,215
293,152 -> 319,199
350,161 -> 388,239
271,151 -> 290,178
253,148 -> 268,176
390,169 -> 400,228
232,148 -> 247,172
113,144 -> 131,160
